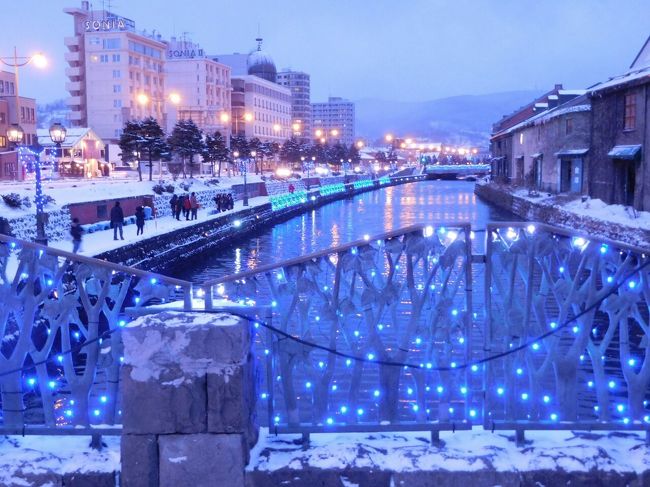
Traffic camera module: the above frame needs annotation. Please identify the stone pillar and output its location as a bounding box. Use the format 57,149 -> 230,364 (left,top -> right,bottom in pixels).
120,311 -> 258,487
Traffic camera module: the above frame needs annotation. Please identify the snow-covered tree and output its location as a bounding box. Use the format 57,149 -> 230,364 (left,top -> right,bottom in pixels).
118,120 -> 144,181
203,131 -> 230,177
140,117 -> 167,182
168,119 -> 205,178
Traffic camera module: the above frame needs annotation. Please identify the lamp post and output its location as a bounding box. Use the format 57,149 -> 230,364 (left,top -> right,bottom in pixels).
48,122 -> 66,176
7,124 -> 48,245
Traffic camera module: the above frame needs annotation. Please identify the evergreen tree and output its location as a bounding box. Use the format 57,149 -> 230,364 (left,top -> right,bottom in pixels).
248,137 -> 262,174
280,136 -> 303,163
167,119 -> 205,178
118,120 -> 144,181
140,117 -> 167,182
347,143 -> 361,164
203,131 -> 230,177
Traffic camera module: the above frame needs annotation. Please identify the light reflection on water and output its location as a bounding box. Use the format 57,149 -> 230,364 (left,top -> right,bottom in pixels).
170,180 -> 519,282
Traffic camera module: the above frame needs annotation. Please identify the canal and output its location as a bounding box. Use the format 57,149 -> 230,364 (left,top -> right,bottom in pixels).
170,180 -> 518,282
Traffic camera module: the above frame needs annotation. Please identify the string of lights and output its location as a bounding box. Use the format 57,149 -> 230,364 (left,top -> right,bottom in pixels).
0,253 -> 646,381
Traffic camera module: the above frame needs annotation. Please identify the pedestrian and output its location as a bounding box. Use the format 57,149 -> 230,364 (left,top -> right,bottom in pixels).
228,193 -> 234,210
175,195 -> 183,221
0,217 -> 11,238
183,194 -> 192,221
110,201 -> 124,240
288,183 -> 295,194
70,218 -> 84,253
135,206 -> 145,235
190,192 -> 199,220
215,194 -> 222,212
170,194 -> 178,217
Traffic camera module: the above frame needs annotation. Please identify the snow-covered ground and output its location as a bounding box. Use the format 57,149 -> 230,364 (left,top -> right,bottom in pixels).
0,434 -> 119,485
249,427 -> 650,474
48,194 -> 270,257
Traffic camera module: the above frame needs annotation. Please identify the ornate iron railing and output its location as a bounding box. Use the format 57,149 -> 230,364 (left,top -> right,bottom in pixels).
0,234 -> 192,433
204,224 -> 475,435
485,222 -> 650,434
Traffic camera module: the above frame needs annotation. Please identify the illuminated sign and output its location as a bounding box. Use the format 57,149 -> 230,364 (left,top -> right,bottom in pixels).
167,48 -> 204,59
85,17 -> 127,31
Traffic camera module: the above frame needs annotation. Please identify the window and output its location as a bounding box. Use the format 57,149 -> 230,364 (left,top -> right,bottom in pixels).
113,99 -> 122,108
624,93 -> 637,130
112,70 -> 121,78
0,112 -> 4,123
565,118 -> 573,135
113,84 -> 121,93
112,54 -> 121,62
0,136 -> 6,148
103,38 -> 121,50
519,133 -> 524,145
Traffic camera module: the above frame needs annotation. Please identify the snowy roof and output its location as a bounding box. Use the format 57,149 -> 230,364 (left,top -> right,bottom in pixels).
555,148 -> 589,157
557,90 -> 586,96
36,127 -> 104,148
492,99 -> 590,138
608,145 -> 642,160
589,66 -> 650,93
630,35 -> 650,69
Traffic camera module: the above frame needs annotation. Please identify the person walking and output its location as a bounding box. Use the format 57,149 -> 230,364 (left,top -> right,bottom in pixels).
170,194 -> 178,218
135,206 -> 145,235
190,192 -> 199,220
70,218 -> 84,253
183,194 -> 192,221
110,201 -> 124,240
228,193 -> 234,210
175,195 -> 184,221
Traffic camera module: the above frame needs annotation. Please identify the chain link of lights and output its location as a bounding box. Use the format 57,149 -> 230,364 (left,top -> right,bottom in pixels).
319,183 -> 346,197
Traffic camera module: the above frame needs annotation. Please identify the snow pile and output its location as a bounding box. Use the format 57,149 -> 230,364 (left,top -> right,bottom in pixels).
0,435 -> 119,485
562,197 -> 650,229
249,427 -> 650,474
7,207 -> 71,242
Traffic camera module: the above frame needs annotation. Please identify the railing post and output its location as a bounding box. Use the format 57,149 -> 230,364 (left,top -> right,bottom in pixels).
184,284 -> 193,311
205,285 -> 214,311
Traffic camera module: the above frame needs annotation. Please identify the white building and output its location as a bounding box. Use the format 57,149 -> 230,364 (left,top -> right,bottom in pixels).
276,70 -> 311,138
64,1 -> 167,143
164,37 -> 231,134
311,97 -> 355,146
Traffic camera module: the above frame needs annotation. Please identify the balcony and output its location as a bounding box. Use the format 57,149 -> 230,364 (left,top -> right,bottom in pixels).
65,81 -> 82,93
66,96 -> 83,107
64,36 -> 80,49
65,66 -> 83,78
68,111 -> 84,121
64,51 -> 81,63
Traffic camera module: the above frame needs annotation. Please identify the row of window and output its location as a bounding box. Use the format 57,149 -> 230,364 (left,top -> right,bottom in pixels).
253,97 -> 289,113
128,40 -> 163,59
20,107 -> 36,123
0,80 -> 15,95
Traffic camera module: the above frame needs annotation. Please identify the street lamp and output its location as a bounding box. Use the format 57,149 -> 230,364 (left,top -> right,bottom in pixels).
241,150 -> 251,207
48,122 -> 66,175
7,124 -> 48,245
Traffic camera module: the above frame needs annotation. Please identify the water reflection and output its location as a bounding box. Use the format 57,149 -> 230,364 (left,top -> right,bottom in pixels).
171,181 -> 519,282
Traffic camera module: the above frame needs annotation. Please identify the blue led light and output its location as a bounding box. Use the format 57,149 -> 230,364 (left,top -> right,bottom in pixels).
119,320 -> 127,327
260,393 -> 268,399
57,355 -> 63,363
451,309 -> 458,316
48,381 -> 56,389
521,393 -> 529,400
550,413 -> 558,421
628,358 -> 636,367
532,343 -> 540,351
326,417 -> 334,425
373,390 -> 380,397
516,368 -> 523,375
100,395 -> 108,403
471,365 -> 479,372
346,359 -> 352,367
587,381 -> 594,387
559,266 -> 565,273
543,395 -> 550,404
340,406 -> 348,413
549,321 -> 557,329
331,385 -> 338,391
412,404 -> 419,412
606,276 -> 614,284
305,382 -> 312,389
367,353 -> 375,360
93,409 -> 100,417
415,337 -> 422,345
357,408 -> 364,416
150,278 -> 157,285
617,404 -> 625,413
497,387 -> 504,396
65,410 -> 73,417
274,416 -> 280,423
469,409 -> 477,418
608,380 -> 616,389
460,386 -> 467,395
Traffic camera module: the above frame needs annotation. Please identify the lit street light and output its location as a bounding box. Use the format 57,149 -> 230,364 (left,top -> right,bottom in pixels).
48,122 -> 67,175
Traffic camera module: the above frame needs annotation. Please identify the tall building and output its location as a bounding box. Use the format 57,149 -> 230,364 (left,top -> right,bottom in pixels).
276,70 -> 311,138
213,38 -> 291,142
311,97 -> 355,146
64,1 -> 167,142
231,76 -> 291,141
164,37 -> 231,134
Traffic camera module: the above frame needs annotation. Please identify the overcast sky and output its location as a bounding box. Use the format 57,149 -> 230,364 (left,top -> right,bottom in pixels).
1,0 -> 648,105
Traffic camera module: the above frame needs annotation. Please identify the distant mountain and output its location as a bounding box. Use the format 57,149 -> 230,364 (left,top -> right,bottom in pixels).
355,90 -> 543,147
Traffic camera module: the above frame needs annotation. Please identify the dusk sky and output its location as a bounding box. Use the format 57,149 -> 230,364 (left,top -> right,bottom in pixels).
1,0 -> 649,105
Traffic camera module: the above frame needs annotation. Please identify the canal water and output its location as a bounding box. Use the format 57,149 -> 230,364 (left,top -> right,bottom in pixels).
170,180 -> 518,282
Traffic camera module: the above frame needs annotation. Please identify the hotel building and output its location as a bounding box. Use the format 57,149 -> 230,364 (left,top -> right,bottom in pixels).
311,96 -> 355,146
64,1 -> 167,142
164,37 -> 232,134
276,70 -> 311,138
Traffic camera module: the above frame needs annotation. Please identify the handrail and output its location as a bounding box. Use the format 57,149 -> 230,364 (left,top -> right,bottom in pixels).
487,221 -> 650,255
202,222 -> 471,287
0,233 -> 193,288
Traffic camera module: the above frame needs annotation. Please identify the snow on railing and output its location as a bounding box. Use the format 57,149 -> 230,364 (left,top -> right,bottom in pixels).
0,234 -> 192,433
203,224 -> 475,435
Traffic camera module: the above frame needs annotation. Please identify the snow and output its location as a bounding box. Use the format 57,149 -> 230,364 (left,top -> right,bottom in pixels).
248,427 -> 650,474
0,435 -> 119,485
589,66 -> 650,93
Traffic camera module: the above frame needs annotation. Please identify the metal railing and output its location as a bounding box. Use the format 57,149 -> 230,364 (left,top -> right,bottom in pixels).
485,222 -> 650,437
0,234 -> 192,434
1,216 -> 649,442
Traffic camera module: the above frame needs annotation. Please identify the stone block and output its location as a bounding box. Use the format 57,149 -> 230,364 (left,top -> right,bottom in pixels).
159,434 -> 245,487
120,434 -> 159,487
7,472 -> 62,487
121,364 -> 207,434
207,352 -> 259,449
62,471 -> 117,487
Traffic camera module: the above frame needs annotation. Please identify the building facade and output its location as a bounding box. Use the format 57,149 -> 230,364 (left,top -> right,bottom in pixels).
164,38 -> 231,134
64,1 -> 167,142
588,44 -> 650,210
231,75 -> 291,141
276,70 -> 311,138
311,97 -> 355,146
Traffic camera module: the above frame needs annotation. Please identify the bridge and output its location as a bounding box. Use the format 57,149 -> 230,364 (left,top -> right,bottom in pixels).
0,218 -> 648,448
423,163 -> 491,180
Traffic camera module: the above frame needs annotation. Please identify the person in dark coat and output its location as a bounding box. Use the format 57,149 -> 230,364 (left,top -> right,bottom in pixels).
228,193 -> 234,210
170,194 -> 178,217
190,192 -> 199,220
110,201 -> 125,240
175,195 -> 183,221
183,194 -> 192,221
70,218 -> 84,253
214,194 -> 222,212
135,206 -> 145,235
